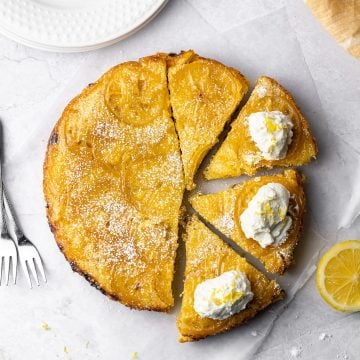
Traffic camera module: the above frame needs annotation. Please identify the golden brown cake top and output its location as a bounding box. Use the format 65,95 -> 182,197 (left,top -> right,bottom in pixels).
44,54 -> 185,311
168,50 -> 249,189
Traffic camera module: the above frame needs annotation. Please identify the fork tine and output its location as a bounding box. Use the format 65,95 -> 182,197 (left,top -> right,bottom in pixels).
21,259 -> 32,288
33,253 -> 46,283
3,256 -> 10,286
28,258 -> 39,286
11,251 -> 17,284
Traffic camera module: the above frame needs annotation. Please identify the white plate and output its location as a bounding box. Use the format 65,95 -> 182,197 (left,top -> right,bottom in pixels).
0,0 -> 168,52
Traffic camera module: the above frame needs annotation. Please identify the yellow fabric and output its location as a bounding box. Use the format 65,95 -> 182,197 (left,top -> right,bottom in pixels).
306,0 -> 360,60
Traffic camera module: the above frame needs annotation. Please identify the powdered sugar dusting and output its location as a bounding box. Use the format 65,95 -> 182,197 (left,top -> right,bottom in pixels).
165,151 -> 184,186
79,193 -> 177,274
244,152 -> 262,166
216,214 -> 235,234
47,57 -> 186,306
94,117 -> 170,147
256,86 -> 267,98
189,234 -> 221,270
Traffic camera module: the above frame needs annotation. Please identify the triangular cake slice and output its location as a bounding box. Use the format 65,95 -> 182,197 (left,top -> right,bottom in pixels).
168,50 -> 249,190
191,170 -> 305,274
177,215 -> 284,342
205,76 -> 317,180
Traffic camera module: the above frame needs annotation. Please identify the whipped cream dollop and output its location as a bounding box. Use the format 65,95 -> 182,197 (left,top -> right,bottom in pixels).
240,183 -> 292,248
194,270 -> 253,320
247,111 -> 293,160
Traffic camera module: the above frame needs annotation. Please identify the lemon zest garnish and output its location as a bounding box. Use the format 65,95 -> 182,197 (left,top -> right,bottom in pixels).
257,202 -> 274,219
279,207 -> 287,219
264,116 -> 286,155
264,116 -> 281,133
210,287 -> 244,306
223,290 -> 244,303
41,322 -> 50,331
263,202 -> 274,217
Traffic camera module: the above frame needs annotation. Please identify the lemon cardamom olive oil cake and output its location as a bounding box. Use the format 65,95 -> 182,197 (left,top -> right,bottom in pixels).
44,50 -> 317,341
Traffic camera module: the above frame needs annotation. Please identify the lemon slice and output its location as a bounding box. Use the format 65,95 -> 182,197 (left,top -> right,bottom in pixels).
317,240 -> 360,312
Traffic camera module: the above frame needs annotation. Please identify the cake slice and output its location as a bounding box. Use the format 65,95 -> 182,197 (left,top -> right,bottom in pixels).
44,54 -> 185,312
205,76 -> 317,180
191,170 -> 305,274
177,215 -> 284,342
168,50 -> 249,190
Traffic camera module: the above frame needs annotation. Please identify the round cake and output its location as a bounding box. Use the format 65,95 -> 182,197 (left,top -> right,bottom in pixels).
44,51 -> 315,341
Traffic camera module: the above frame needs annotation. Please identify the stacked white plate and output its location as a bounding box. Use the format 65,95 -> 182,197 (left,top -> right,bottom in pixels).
0,0 -> 168,52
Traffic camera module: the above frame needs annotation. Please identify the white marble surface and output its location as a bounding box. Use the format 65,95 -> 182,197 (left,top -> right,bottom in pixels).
0,1 -> 359,359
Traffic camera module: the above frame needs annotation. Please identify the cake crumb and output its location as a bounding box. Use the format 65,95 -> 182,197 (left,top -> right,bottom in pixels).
336,352 -> 349,360
319,332 -> 332,341
41,322 -> 50,331
290,346 -> 302,358
131,352 -> 138,359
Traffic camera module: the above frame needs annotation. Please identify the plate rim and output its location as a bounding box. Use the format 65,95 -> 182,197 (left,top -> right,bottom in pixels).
0,0 -> 168,53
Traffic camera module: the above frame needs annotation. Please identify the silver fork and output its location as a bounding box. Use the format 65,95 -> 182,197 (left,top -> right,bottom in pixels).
3,192 -> 46,287
0,120 -> 46,287
0,153 -> 17,285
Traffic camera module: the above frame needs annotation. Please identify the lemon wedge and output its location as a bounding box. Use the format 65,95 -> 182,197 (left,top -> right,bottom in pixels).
317,240 -> 360,312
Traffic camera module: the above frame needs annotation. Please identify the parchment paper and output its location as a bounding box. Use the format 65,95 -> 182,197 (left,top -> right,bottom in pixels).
3,1 -> 360,359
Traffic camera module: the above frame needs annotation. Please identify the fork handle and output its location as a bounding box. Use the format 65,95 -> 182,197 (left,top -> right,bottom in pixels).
0,122 -> 5,237
3,188 -> 24,244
